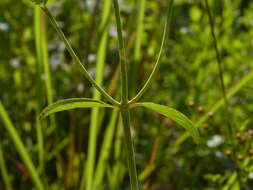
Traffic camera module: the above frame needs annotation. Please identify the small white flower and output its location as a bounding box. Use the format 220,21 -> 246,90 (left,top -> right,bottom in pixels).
9,58 -> 21,68
109,25 -> 117,37
207,135 -> 224,148
88,54 -> 97,63
0,23 -> 9,31
248,172 -> 253,179
77,83 -> 84,93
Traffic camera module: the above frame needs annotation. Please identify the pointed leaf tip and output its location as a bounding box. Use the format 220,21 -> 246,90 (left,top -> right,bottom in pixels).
134,103 -> 200,143
40,98 -> 114,120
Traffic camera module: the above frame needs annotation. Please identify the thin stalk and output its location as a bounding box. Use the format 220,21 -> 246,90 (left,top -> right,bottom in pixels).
41,12 -> 57,134
80,0 -> 112,189
0,144 -> 13,190
203,0 -> 240,185
113,0 -> 128,105
34,5 -> 45,174
113,0 -> 139,189
203,0 -> 233,141
129,0 -> 174,104
0,102 -> 44,190
41,6 -> 120,107
120,110 -> 139,190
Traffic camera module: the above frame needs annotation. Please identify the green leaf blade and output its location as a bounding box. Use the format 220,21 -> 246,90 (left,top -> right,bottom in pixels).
135,103 -> 200,143
40,98 -> 114,119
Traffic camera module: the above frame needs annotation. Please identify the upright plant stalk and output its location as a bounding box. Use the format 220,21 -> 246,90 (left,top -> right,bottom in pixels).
203,0 -> 233,141
0,144 -> 13,190
0,102 -> 44,190
34,5 -> 45,174
120,110 -> 139,190
113,0 -> 139,189
203,0 -> 241,185
81,0 -> 112,189
113,0 -> 128,105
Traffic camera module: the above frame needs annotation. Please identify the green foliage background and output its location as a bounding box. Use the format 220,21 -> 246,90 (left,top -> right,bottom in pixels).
0,0 -> 253,189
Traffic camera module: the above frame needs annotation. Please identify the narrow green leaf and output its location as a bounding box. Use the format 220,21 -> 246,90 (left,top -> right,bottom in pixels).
135,103 -> 200,143
40,98 -> 114,119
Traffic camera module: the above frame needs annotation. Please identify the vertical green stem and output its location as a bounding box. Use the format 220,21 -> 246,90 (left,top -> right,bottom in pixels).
41,13 -> 57,134
113,1 -> 139,189
0,144 -> 13,190
120,110 -> 139,190
113,0 -> 128,104
34,5 -> 45,174
0,102 -> 44,190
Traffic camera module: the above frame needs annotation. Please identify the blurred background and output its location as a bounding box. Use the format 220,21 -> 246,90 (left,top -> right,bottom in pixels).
0,0 -> 253,189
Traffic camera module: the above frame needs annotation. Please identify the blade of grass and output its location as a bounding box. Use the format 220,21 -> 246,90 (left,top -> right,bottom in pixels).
41,12 -> 57,134
34,5 -> 45,175
0,144 -> 13,190
129,0 -> 174,104
0,102 -> 44,190
94,109 -> 118,188
80,0 -> 112,189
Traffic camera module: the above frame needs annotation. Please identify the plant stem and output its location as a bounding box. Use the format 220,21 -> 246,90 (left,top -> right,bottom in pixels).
203,0 -> 233,140
113,0 -> 128,105
41,6 -> 120,107
203,0 -> 240,185
129,0 -> 174,105
121,110 -> 139,190
113,0 -> 139,189
0,102 -> 44,190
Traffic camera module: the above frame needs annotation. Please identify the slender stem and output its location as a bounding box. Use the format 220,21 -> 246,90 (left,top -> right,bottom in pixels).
113,0 -> 128,105
41,6 -> 120,107
0,102 -> 44,190
113,1 -> 138,189
121,110 -> 139,190
203,0 -> 239,184
129,0 -> 174,105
